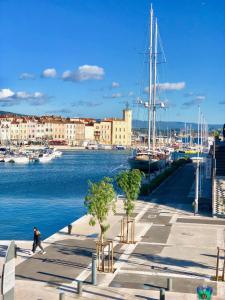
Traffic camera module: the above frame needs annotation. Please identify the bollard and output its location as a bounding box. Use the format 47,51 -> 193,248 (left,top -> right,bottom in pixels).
68,224 -> 72,234
92,253 -> 97,285
160,288 -> 165,300
77,281 -> 83,295
167,278 -> 172,291
59,292 -> 65,300
15,244 -> 18,258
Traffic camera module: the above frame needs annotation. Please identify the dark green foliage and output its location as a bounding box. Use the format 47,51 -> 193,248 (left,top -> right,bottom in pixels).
84,177 -> 116,242
116,169 -> 143,217
140,158 -> 191,195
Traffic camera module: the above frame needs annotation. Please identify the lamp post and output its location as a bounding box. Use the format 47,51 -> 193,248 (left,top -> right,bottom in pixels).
194,106 -> 200,215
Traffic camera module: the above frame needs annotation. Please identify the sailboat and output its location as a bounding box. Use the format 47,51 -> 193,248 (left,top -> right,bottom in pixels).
128,5 -> 169,173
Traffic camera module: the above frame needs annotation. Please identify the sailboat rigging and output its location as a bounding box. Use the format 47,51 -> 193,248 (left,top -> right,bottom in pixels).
128,4 -> 170,172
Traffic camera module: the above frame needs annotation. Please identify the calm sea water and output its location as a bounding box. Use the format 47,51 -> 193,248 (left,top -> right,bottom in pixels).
0,150 -> 130,240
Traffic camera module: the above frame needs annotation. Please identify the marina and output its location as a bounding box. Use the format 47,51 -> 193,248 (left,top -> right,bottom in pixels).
0,0 -> 224,298
0,147 -> 62,164
0,150 -> 129,240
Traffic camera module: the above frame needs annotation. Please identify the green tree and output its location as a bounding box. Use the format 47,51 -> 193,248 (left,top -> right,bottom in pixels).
84,177 -> 116,243
116,169 -> 143,240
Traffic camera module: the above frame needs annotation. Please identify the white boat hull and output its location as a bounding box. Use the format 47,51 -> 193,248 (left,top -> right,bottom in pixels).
13,156 -> 29,164
39,155 -> 54,163
4,156 -> 15,163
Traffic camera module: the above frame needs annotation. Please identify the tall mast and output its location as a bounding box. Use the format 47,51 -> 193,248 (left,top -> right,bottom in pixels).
148,4 -> 153,152
190,124 -> 192,146
152,18 -> 158,152
197,106 -> 200,158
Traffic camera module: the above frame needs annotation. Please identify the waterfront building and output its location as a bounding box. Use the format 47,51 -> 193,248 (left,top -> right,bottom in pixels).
27,118 -> 37,142
65,120 -> 76,146
74,122 -> 85,146
92,109 -> 132,146
0,121 -> 11,145
0,108 -> 132,146
10,120 -> 20,144
42,119 -> 54,141
84,124 -> 95,142
36,120 -> 45,142
52,120 -> 66,141
111,109 -> 132,146
94,121 -> 112,144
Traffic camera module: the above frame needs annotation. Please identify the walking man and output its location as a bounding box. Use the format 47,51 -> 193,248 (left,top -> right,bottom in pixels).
192,200 -> 197,216
32,227 -> 46,254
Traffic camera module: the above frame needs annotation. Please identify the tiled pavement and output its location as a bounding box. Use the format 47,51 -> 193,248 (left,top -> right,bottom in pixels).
12,164 -> 225,299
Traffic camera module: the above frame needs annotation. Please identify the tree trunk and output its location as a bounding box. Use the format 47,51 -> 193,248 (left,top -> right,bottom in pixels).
126,213 -> 129,243
100,224 -> 104,244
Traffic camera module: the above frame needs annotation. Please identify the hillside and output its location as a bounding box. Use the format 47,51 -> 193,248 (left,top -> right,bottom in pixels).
0,110 -> 23,116
133,120 -> 223,131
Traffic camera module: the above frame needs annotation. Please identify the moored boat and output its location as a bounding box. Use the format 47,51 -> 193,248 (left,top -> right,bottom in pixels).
38,154 -> 54,163
13,156 -> 30,164
115,145 -> 126,150
53,149 -> 63,157
128,5 -> 168,172
4,156 -> 15,163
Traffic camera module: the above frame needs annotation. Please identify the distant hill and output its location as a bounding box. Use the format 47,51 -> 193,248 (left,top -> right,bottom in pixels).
133,120 -> 223,131
0,110 -> 23,116
0,110 -> 222,131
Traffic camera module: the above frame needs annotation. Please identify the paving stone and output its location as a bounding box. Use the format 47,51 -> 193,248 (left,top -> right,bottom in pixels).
142,225 -> 171,244
110,273 -> 217,294
177,218 -> 225,225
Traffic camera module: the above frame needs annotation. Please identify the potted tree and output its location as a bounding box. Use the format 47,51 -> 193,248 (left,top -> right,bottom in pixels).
116,169 -> 143,243
84,177 -> 116,272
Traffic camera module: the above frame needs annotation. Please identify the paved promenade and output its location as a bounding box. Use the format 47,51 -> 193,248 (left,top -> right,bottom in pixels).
1,163 -> 225,299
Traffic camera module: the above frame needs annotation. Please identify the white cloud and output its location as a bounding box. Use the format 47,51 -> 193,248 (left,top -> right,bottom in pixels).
195,95 -> 206,101
62,70 -> 72,80
0,88 -> 15,100
19,72 -> 36,80
62,65 -> 104,82
182,95 -> 206,108
128,91 -> 134,97
157,82 -> 186,91
145,81 -> 186,93
0,88 -> 49,106
45,109 -> 72,114
112,93 -> 122,98
42,68 -> 57,78
72,100 -> 102,107
111,81 -> 119,88
183,92 -> 194,97
103,93 -> 122,99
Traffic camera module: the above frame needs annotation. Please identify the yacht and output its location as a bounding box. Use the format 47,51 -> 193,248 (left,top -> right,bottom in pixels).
4,156 -> 15,163
38,153 -> 54,163
53,148 -> 63,157
98,144 -> 112,150
86,143 -> 99,150
13,156 -> 30,164
129,5 -> 169,172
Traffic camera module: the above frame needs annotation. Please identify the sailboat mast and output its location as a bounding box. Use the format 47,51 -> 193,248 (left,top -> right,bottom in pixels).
148,5 -> 153,152
152,18 -> 158,153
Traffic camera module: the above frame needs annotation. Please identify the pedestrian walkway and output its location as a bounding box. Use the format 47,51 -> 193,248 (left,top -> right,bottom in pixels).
11,164 -> 225,299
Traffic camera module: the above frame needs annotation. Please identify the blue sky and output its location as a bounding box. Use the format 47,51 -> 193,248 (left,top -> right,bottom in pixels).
0,0 -> 224,124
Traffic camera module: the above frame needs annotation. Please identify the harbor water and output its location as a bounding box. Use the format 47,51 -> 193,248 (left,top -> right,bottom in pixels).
0,150 -> 130,240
